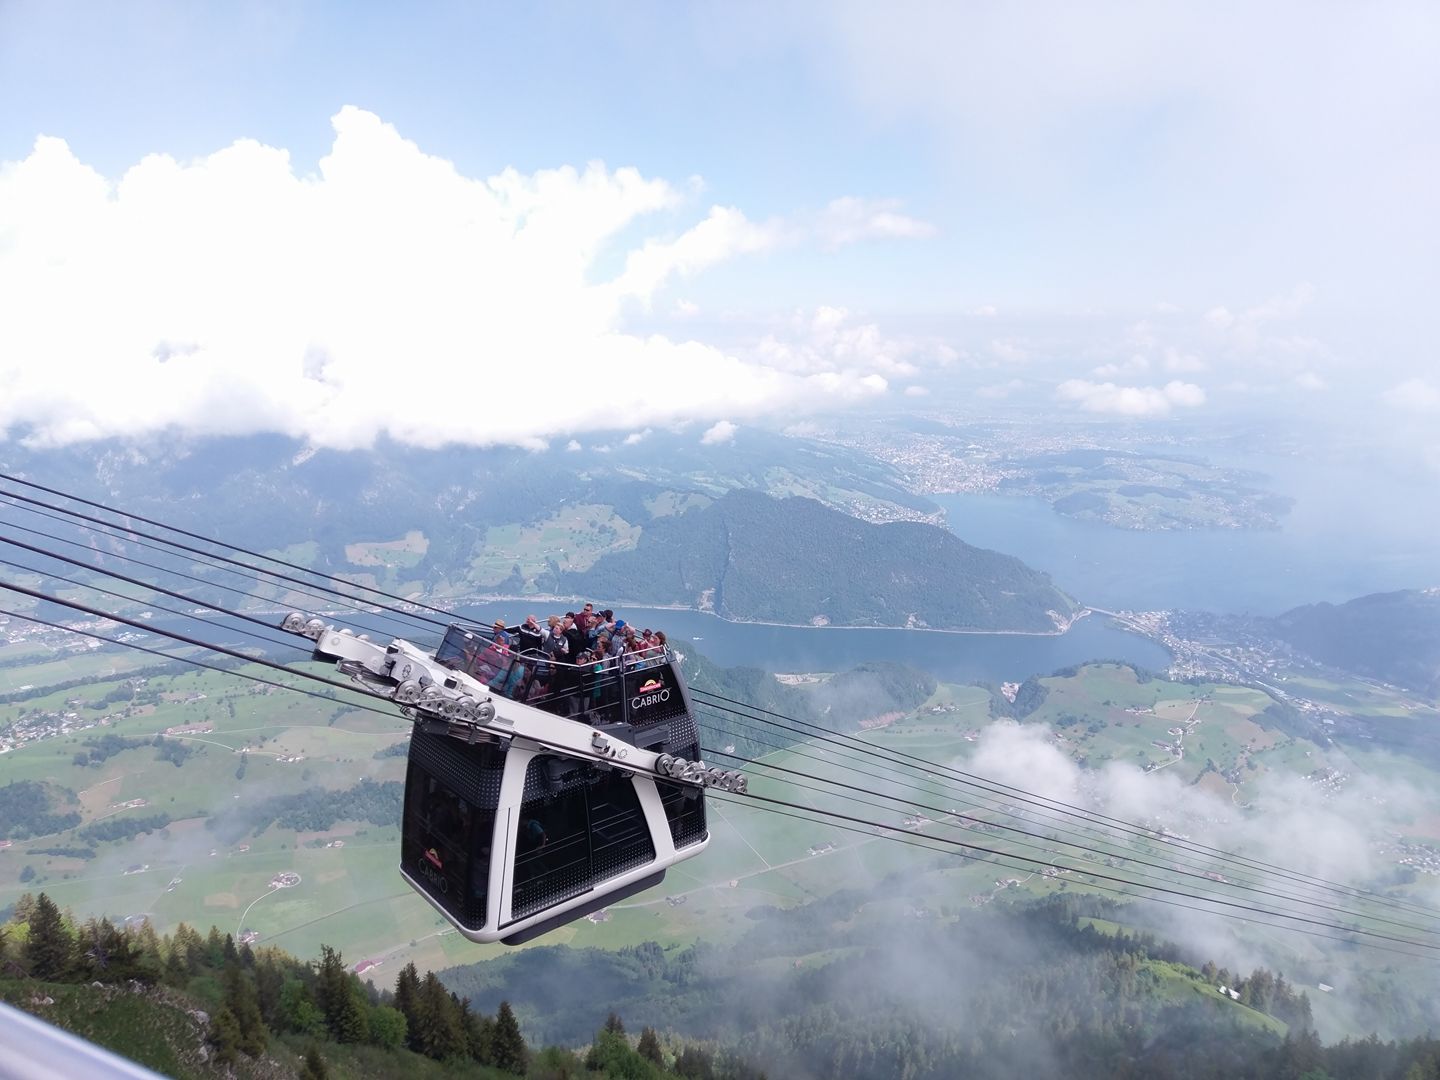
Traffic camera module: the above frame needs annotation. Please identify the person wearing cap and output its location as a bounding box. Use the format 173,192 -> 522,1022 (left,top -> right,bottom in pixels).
487,619 -> 527,697
605,622 -> 627,660
469,619 -> 508,685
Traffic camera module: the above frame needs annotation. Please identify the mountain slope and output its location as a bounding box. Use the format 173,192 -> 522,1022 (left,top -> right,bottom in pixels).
1271,589 -> 1440,696
565,490 -> 1075,632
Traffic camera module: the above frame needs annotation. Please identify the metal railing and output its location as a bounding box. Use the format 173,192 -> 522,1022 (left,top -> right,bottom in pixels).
0,1001 -> 166,1080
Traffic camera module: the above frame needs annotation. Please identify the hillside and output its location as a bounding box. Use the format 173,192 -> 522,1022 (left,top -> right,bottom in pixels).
0,430 -> 933,597
438,889 -> 1440,1080
1271,589 -> 1440,697
0,436 -> 1081,633
0,893 -> 757,1080
566,490 -> 1076,631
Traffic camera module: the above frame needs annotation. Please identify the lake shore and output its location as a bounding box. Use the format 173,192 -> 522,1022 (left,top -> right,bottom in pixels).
442,592 -> 1096,638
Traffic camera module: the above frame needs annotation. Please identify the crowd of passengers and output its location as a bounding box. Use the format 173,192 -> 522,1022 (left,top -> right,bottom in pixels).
447,602 -> 671,711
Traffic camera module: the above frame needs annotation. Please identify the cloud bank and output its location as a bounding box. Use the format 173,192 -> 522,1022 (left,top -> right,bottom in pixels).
0,108 -> 928,450
1055,379 -> 1207,417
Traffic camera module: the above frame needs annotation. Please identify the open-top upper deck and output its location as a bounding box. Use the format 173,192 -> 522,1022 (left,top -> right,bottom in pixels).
433,621 -> 689,745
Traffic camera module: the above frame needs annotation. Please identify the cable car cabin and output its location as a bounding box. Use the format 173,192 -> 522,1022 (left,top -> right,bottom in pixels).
396,623 -> 711,944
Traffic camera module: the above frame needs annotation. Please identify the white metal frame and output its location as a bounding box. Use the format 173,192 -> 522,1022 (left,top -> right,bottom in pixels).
282,615 -> 730,943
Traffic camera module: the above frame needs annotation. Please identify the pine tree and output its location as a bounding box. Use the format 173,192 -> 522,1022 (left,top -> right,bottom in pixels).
604,1011 -> 626,1035
23,893 -> 72,981
204,926 -> 225,968
315,946 -> 349,1031
675,1045 -> 716,1080
638,1026 -> 664,1066
223,961 -> 268,1057
253,954 -> 286,1028
170,923 -> 203,975
314,945 -> 369,1043
208,1006 -> 242,1067
298,1045 -> 329,1080
415,971 -> 465,1060
469,1011 -> 496,1065
492,1000 -> 529,1074
78,918 -> 141,982
393,962 -> 422,1050
13,893 -> 37,924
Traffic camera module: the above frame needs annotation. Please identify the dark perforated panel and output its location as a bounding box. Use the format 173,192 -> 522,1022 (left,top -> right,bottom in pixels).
510,756 -> 656,921
401,730 -> 506,931
659,779 -> 708,850
407,728 -> 507,808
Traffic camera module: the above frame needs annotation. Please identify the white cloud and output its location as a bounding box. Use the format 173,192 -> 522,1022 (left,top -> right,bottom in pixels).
1162,347 -> 1207,374
674,299 -> 700,317
1382,378 -> 1440,412
812,196 -> 935,250
610,204 -> 780,302
989,338 -> 1028,364
972,304 -> 998,317
565,439 -> 582,451
622,429 -> 651,445
903,384 -> 929,397
0,109 -> 921,450
700,419 -> 737,444
977,378 -> 1025,399
1091,355 -> 1150,379
1294,371 -> 1327,391
751,306 -> 947,382
1056,379 -> 1207,416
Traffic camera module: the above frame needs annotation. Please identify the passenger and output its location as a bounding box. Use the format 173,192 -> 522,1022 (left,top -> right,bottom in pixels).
469,620 -> 508,684
515,614 -> 544,655
521,816 -> 548,851
512,615 -> 545,697
486,619 -> 526,697
604,625 -> 627,661
547,615 -> 588,715
562,613 -> 588,661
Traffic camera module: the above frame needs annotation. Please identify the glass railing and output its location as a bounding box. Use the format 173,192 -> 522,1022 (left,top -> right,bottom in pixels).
433,622 -> 678,728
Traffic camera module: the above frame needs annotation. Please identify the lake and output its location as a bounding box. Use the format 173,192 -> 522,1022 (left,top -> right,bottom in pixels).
932,454 -> 1440,615
456,602 -> 1170,685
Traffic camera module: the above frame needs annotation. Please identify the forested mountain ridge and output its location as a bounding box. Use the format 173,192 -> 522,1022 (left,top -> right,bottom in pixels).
1271,589 -> 1440,696
0,434 -> 1079,633
440,889 -> 1440,1080
0,429 -> 929,561
566,490 -> 1075,631
0,892 -> 763,1080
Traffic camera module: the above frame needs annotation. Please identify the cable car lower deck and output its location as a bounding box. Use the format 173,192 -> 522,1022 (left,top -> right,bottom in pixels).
281,615 -> 732,944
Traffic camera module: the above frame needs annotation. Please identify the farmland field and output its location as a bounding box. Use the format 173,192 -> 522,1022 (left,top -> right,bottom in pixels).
5,637 -> 1440,990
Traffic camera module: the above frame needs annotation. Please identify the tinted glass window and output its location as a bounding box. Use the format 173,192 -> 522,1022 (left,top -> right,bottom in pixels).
511,756 -> 655,920
401,761 -> 494,931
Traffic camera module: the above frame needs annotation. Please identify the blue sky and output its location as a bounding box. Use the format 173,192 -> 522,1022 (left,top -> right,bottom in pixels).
1,2 -> 1437,448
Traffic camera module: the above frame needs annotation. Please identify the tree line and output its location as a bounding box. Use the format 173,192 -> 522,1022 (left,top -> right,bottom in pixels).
0,892 -> 769,1079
